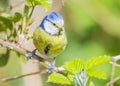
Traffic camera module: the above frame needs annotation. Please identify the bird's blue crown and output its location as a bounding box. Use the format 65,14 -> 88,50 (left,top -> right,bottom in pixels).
40,12 -> 64,30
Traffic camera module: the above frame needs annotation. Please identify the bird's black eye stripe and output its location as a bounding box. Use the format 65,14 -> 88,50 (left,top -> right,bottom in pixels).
45,19 -> 64,35
46,19 -> 60,29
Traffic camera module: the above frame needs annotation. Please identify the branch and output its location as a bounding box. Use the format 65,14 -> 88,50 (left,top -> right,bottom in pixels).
0,39 -> 64,82
110,61 -> 120,67
0,66 -> 64,83
106,76 -> 120,86
0,71 -> 41,83
23,6 -> 35,34
0,39 -> 45,61
106,55 -> 120,86
112,55 -> 120,61
0,39 -> 64,69
29,6 -> 35,19
110,60 -> 116,86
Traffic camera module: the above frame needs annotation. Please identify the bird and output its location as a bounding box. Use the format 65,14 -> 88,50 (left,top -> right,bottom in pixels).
33,12 -> 67,58
28,12 -> 67,71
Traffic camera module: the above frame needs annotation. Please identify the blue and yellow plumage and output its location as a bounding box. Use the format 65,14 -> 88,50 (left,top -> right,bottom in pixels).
33,12 -> 67,58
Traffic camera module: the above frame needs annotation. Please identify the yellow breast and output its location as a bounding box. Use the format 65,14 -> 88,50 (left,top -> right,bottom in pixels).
33,28 -> 67,58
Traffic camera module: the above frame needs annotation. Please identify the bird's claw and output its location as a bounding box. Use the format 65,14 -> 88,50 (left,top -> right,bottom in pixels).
27,49 -> 37,60
48,57 -> 56,73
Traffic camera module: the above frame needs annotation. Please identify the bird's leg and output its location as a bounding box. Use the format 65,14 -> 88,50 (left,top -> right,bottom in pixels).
27,49 -> 37,59
48,57 -> 56,73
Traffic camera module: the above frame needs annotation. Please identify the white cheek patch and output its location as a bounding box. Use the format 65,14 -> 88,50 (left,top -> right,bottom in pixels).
56,19 -> 64,27
44,20 -> 59,35
48,18 -> 64,28
61,27 -> 65,34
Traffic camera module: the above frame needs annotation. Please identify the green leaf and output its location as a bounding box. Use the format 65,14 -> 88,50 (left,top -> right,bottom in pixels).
1,13 -> 12,19
0,49 -> 10,66
89,81 -> 94,86
26,0 -> 52,9
47,72 -> 71,85
9,33 -> 17,42
67,74 -> 74,82
0,16 -> 13,31
63,59 -> 84,74
27,34 -> 33,39
85,55 -> 111,70
13,12 -> 22,22
24,5 -> 29,17
87,69 -> 106,80
40,0 -> 52,9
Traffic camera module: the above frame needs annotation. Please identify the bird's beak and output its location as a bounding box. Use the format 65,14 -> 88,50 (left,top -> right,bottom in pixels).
58,26 -> 64,35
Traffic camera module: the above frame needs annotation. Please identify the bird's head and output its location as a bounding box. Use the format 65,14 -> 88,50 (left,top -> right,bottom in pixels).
40,12 -> 64,36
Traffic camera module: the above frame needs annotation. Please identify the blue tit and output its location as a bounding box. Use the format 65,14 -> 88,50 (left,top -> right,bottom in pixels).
33,12 -> 67,59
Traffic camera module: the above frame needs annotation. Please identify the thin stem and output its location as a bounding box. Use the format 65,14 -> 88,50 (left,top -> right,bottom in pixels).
23,6 -> 35,34
0,39 -> 45,61
0,39 -> 27,54
106,76 -> 120,86
0,71 -> 40,83
29,6 -> 35,19
110,60 -> 116,86
110,61 -> 120,67
106,55 -> 120,86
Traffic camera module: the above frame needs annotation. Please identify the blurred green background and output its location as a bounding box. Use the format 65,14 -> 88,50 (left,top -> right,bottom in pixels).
0,0 -> 120,86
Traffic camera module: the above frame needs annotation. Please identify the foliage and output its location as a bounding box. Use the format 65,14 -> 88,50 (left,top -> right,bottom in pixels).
0,0 -> 52,66
47,72 -> 71,85
0,49 -> 10,66
0,13 -> 13,31
63,59 -> 84,74
48,56 -> 111,86
85,56 -> 112,70
26,0 -> 52,9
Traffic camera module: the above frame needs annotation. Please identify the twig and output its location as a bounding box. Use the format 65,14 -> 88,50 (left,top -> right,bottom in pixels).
110,61 -> 120,67
106,55 -> 120,86
23,6 -> 35,34
0,66 -> 64,83
29,6 -> 35,19
110,60 -> 116,86
0,39 -> 27,54
0,71 -> 41,83
106,76 -> 120,86
112,55 -> 120,61
0,39 -> 45,61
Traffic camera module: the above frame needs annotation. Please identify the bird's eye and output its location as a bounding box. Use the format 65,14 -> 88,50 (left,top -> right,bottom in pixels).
53,23 -> 56,26
61,28 -> 64,31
